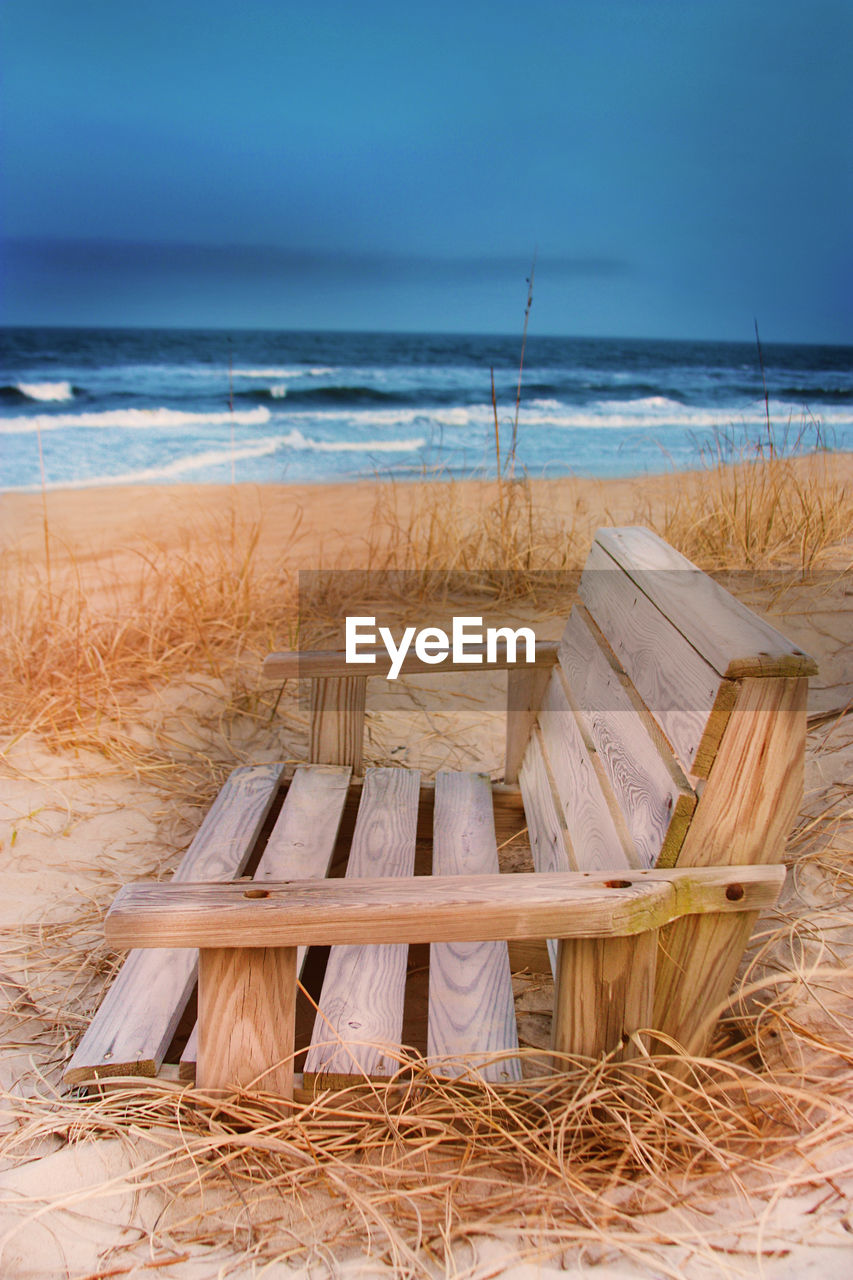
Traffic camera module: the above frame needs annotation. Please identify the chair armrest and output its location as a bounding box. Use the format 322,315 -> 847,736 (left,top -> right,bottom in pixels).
263,641 -> 559,681
105,864 -> 785,950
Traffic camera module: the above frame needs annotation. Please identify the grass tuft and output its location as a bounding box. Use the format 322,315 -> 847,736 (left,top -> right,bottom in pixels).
650,428 -> 852,571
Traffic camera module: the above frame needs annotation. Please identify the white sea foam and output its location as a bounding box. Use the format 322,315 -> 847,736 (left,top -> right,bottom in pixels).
230,366 -> 337,379
432,407 -> 473,427
278,428 -> 424,453
16,381 -> 74,402
270,385 -> 289,399
519,396 -> 839,431
32,439 -> 285,490
277,395 -> 853,435
0,406 -> 272,434
11,429 -> 426,492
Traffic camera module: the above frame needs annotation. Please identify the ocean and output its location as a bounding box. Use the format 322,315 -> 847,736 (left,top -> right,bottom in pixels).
1,328 -> 851,491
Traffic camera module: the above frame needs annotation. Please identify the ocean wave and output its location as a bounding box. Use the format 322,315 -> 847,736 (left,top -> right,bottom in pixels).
278,428 -> 425,453
0,406 -> 272,434
9,429 -> 426,491
1,381 -> 75,403
778,385 -> 853,403
236,383 -> 411,407
524,378 -> 671,400
230,366 -> 338,379
519,396 -> 849,430
277,395 -> 853,434
29,439 -> 281,490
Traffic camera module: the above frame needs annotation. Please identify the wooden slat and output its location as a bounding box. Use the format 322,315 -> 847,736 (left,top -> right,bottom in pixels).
427,772 -> 521,1083
519,733 -> 574,876
674,677 -> 807,871
537,667 -> 634,871
594,527 -> 818,679
180,763 -> 351,1079
64,763 -> 285,1084
552,931 -> 656,1062
255,763 -> 352,966
519,729 -> 574,974
304,767 -> 420,1083
265,640 -> 559,681
105,865 -> 786,949
505,665 -> 552,784
559,608 -> 695,868
309,676 -> 366,771
197,945 -> 297,1096
654,676 -> 806,1054
580,541 -> 736,777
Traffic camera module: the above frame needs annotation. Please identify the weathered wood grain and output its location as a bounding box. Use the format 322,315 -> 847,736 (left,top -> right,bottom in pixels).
505,665 -> 553,784
309,676 -> 366,771
304,767 -> 420,1082
594,527 -> 818,679
105,864 -> 786,949
675,677 -> 808,870
519,728 -> 574,974
537,667 -> 635,870
559,608 -> 695,868
64,763 -> 285,1084
264,641 -> 560,681
197,945 -> 297,1095
427,772 -> 521,1082
652,910 -> 758,1058
654,677 -> 806,1053
580,541 -> 736,777
552,931 -> 657,1062
180,763 -> 351,1079
256,762 -> 352,972
519,731 -> 575,875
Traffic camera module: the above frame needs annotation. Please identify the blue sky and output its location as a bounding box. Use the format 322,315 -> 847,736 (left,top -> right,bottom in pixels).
1,0 -> 850,341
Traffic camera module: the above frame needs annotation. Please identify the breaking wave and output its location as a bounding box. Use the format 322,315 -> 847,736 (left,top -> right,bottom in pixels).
1,381 -> 75,403
277,428 -> 424,453
0,406 -> 272,434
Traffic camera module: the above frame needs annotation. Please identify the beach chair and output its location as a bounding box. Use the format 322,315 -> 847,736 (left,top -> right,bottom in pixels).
66,527 -> 815,1097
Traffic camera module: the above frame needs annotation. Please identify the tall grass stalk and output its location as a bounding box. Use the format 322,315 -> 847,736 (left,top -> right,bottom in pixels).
490,367 -> 508,547
754,317 -> 773,455
508,251 -> 536,477
35,421 -> 53,615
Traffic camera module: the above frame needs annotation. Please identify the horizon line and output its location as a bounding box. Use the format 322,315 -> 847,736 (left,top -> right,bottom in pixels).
1,319 -> 849,351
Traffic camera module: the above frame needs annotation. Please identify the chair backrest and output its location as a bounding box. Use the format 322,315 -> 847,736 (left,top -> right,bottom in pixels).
521,526 -> 815,877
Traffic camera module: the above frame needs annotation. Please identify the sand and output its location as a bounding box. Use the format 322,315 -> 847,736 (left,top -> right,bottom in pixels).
1,468 -> 851,1277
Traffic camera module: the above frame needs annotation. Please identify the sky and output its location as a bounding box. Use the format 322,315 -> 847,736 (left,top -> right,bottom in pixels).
1,0 -> 851,342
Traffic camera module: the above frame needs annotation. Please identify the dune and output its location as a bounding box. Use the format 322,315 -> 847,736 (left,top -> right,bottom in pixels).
0,456 -> 851,1277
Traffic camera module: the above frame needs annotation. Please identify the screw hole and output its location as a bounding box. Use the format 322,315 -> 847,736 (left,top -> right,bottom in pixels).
243,888 -> 270,899
725,884 -> 745,902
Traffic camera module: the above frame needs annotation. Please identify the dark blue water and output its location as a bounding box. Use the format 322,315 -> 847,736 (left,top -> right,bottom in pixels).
1,328 -> 851,490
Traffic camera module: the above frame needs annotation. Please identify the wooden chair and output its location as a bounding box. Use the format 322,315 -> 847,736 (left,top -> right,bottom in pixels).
66,528 -> 814,1098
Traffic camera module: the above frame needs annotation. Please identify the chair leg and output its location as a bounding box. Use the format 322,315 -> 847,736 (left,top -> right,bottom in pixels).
197,946 -> 297,1096
552,931 -> 657,1064
309,676 -> 366,771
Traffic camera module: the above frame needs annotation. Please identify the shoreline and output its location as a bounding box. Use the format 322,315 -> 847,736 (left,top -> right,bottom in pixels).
4,450 -> 852,565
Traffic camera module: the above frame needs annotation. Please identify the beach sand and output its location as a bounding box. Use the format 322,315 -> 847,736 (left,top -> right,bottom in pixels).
1,463 -> 851,1277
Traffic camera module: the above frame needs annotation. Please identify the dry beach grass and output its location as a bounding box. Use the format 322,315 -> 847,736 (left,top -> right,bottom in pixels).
0,449 -> 851,1277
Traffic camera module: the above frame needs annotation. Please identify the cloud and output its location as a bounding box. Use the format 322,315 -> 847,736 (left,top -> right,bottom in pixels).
4,238 -> 630,287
